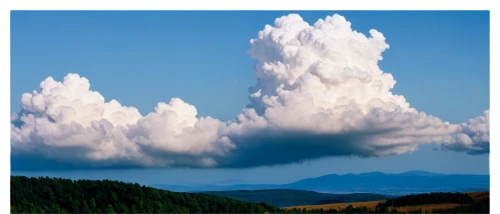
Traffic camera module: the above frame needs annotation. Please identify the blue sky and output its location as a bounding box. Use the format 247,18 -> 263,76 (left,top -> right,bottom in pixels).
11,11 -> 489,184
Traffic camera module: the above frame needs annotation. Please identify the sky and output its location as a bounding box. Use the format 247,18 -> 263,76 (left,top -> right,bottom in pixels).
10,11 -> 489,184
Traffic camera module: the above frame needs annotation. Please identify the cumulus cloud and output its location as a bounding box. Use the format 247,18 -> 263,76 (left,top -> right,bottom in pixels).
11,13 -> 489,169
10,74 -> 234,168
439,110 -> 490,154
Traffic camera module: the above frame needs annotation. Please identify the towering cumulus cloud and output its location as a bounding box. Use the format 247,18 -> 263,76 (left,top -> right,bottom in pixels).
11,14 -> 489,169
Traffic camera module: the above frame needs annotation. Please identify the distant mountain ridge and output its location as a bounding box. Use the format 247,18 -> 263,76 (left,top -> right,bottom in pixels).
152,171 -> 489,195
396,171 -> 444,176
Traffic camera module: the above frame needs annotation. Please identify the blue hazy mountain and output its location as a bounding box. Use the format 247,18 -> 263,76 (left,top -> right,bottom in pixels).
396,170 -> 445,176
151,171 -> 489,195
283,172 -> 489,194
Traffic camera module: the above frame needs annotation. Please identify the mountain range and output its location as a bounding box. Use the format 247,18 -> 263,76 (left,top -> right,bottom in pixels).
151,171 -> 489,195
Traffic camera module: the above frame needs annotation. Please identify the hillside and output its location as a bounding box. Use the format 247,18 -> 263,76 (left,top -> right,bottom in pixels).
10,176 -> 280,213
203,189 -> 389,207
152,171 -> 489,195
285,191 -> 489,213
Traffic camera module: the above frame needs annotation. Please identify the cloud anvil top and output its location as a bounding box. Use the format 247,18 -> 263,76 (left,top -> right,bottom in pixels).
10,13 -> 489,170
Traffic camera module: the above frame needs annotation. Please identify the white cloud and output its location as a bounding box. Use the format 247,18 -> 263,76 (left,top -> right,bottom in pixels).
10,74 -> 233,168
439,110 -> 490,154
11,13 -> 489,169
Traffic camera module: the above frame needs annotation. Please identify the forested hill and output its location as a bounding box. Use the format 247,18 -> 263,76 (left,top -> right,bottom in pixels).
11,176 -> 489,214
10,176 -> 280,213
203,189 -> 388,207
384,192 -> 474,207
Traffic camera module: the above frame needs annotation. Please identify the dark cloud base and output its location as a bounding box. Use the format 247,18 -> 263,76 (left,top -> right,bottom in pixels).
440,141 -> 490,155
10,155 -> 149,171
215,129 -> 404,168
11,130 -> 388,170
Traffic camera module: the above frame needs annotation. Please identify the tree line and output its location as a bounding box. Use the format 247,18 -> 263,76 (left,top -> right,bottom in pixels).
11,176 -> 279,213
383,192 -> 474,207
11,176 -> 489,213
